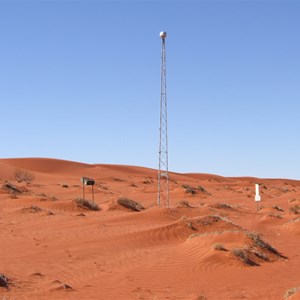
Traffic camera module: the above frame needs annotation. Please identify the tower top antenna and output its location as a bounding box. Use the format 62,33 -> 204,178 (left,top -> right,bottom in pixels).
160,31 -> 167,39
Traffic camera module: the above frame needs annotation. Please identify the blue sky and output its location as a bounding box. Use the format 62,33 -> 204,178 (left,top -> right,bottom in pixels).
1,0 -> 300,179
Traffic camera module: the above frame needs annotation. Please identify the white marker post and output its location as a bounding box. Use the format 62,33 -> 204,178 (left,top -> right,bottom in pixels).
255,183 -> 261,212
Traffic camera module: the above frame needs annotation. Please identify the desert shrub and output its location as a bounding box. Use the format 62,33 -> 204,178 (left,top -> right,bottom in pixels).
14,168 -> 35,184
213,243 -> 226,251
213,203 -> 233,210
113,177 -> 125,182
182,184 -> 208,196
197,186 -> 207,193
0,273 -> 9,288
246,232 -> 282,257
253,250 -> 269,261
178,200 -> 193,208
117,197 -> 144,212
29,205 -> 42,212
74,198 -> 100,211
21,205 -> 43,213
289,198 -> 297,203
232,248 -> 257,266
49,195 -> 58,201
284,287 -> 300,299
272,206 -> 284,212
186,222 -> 196,231
2,182 -> 22,194
38,193 -> 47,198
186,188 -> 197,195
268,213 -> 283,219
143,178 -> 153,184
289,205 -> 300,214
62,283 -> 73,290
182,184 -> 197,195
61,184 -> 69,188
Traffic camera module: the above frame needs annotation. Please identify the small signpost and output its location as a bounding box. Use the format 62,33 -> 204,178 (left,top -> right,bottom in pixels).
255,183 -> 261,212
81,177 -> 95,202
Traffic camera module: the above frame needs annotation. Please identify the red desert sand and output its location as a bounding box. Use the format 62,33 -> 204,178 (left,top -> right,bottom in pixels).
0,158 -> 299,300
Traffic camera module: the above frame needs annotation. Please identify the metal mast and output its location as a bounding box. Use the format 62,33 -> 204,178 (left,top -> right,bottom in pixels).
158,31 -> 169,207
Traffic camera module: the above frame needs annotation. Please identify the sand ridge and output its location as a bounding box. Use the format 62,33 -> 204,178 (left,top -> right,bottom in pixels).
0,158 -> 300,299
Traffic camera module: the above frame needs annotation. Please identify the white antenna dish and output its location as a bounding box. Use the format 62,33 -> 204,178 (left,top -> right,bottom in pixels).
160,31 -> 167,39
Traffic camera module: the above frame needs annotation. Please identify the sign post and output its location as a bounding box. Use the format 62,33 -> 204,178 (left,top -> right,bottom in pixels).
255,183 -> 261,212
80,177 -> 95,202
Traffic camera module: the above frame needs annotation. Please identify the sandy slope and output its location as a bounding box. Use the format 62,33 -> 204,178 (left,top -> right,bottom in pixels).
0,158 -> 300,300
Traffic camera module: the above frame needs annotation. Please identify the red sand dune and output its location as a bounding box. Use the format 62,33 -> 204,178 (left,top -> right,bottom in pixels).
0,158 -> 300,299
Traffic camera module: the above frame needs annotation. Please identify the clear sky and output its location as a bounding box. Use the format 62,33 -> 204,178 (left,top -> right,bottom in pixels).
1,0 -> 300,179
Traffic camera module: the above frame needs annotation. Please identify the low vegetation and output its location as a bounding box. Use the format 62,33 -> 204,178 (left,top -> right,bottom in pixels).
74,198 -> 100,211
246,232 -> 283,257
232,248 -> 258,266
272,206 -> 284,212
182,184 -> 208,196
213,203 -> 233,210
26,205 -> 42,213
178,200 -> 193,208
289,205 -> 300,214
186,222 -> 197,231
113,177 -> 125,182
117,197 -> 144,212
284,287 -> 300,299
213,243 -> 227,251
49,195 -> 58,201
14,168 -> 35,184
143,177 -> 153,184
2,182 -> 22,194
252,250 -> 269,261
0,273 -> 9,288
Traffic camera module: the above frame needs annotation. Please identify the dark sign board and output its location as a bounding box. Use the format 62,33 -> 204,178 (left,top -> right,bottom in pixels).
81,177 -> 95,186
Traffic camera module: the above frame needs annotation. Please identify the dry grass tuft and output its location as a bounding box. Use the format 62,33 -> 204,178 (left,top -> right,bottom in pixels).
14,168 -> 35,184
0,274 -> 9,288
289,205 -> 300,215
182,184 -> 209,196
272,206 -> 284,212
213,203 -> 233,210
232,248 -> 258,266
246,232 -> 283,257
186,222 -> 197,231
74,198 -> 100,211
284,287 -> 300,299
213,243 -> 227,251
252,250 -> 269,261
117,197 -> 144,212
2,182 -> 22,194
21,205 -> 43,214
29,205 -> 42,213
178,200 -> 193,208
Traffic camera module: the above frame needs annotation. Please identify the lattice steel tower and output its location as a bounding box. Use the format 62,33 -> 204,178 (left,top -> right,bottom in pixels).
158,31 -> 169,207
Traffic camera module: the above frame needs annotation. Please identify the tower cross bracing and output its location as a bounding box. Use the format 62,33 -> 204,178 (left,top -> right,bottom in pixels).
158,31 -> 169,207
